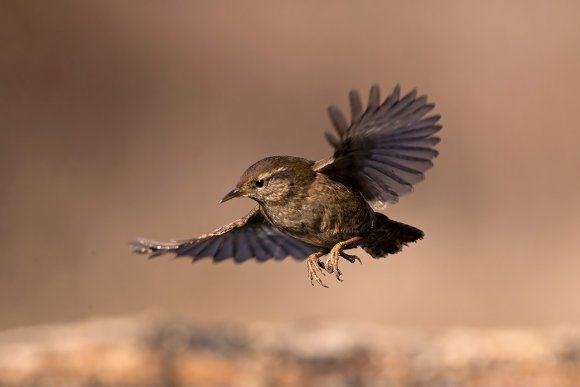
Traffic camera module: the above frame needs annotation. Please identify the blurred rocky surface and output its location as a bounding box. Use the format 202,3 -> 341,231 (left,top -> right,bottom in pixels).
1,317 -> 579,386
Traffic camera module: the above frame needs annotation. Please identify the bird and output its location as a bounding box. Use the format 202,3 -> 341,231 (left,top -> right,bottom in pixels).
131,84 -> 441,287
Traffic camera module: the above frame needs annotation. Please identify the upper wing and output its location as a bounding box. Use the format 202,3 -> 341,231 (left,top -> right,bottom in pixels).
316,84 -> 442,209
130,206 -> 318,262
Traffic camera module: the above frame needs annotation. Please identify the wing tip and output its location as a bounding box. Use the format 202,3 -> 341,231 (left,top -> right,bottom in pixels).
327,105 -> 348,135
391,84 -> 401,99
324,131 -> 340,149
129,238 -> 154,254
130,237 -> 185,258
367,84 -> 381,111
349,89 -> 363,124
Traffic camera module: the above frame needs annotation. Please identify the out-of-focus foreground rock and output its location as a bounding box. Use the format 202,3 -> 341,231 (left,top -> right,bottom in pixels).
1,317 -> 579,386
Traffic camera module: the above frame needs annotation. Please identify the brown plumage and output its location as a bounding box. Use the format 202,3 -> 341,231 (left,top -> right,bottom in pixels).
131,84 -> 441,287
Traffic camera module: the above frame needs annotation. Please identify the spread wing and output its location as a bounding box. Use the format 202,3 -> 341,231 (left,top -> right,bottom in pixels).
130,206 -> 318,262
315,84 -> 442,209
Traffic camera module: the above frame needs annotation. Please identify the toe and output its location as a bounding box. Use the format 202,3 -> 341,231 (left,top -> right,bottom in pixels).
325,263 -> 334,273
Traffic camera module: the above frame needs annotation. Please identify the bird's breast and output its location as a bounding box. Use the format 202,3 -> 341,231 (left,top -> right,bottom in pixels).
261,174 -> 374,249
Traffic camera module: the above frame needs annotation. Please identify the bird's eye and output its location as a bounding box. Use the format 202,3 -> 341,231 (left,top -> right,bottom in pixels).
255,179 -> 265,188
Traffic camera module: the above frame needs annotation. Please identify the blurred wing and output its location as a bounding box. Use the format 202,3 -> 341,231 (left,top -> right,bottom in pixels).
130,206 -> 318,263
316,84 -> 442,209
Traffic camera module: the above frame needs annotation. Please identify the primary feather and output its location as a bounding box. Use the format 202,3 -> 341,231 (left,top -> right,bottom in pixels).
317,84 -> 441,209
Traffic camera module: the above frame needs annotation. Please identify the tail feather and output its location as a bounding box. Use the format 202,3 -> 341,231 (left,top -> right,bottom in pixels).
361,213 -> 424,258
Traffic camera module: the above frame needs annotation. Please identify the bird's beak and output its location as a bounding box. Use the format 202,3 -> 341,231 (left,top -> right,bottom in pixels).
220,187 -> 241,203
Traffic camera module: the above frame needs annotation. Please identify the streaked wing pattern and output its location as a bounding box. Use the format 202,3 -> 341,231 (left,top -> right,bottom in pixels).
130,206 -> 318,263
318,84 -> 441,208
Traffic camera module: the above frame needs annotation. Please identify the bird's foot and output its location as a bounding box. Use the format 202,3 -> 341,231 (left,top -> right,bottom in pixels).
307,252 -> 328,288
324,236 -> 363,282
340,251 -> 361,264
324,248 -> 343,281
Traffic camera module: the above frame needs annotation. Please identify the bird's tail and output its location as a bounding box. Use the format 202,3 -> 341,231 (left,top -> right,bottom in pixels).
361,213 -> 424,258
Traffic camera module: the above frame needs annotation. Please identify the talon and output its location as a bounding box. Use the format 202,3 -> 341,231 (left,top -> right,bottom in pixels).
322,249 -> 342,281
324,256 -> 334,273
307,252 -> 328,288
326,236 -> 363,283
341,252 -> 361,264
307,238 -> 361,287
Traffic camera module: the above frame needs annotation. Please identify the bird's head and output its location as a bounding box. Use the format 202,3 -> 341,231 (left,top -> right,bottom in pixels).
220,156 -> 315,205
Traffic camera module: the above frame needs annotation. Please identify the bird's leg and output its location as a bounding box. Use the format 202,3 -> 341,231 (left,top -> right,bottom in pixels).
324,236 -> 362,281
306,251 -> 328,288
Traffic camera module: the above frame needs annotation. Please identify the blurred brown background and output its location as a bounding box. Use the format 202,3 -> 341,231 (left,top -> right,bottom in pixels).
1,1 -> 579,332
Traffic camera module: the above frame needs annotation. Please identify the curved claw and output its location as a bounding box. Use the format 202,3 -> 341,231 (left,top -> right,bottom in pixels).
335,268 -> 343,282
340,252 -> 361,264
307,252 -> 328,288
324,261 -> 334,274
324,254 -> 335,274
324,250 -> 343,281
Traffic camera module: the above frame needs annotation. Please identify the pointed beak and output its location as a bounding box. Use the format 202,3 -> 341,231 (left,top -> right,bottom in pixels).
220,187 -> 241,203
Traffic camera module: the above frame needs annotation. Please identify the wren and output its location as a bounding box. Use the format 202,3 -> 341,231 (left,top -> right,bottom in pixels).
131,84 -> 441,287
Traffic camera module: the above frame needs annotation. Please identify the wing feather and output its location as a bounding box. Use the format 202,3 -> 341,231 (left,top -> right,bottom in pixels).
233,230 -> 254,262
256,231 -> 286,260
287,238 -> 317,260
318,84 -> 441,207
328,106 -> 348,135
349,90 -> 363,123
366,84 -> 381,112
213,233 -> 234,261
131,207 -> 318,263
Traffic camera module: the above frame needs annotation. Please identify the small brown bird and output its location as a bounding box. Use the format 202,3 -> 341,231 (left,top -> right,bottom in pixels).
131,84 -> 441,287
